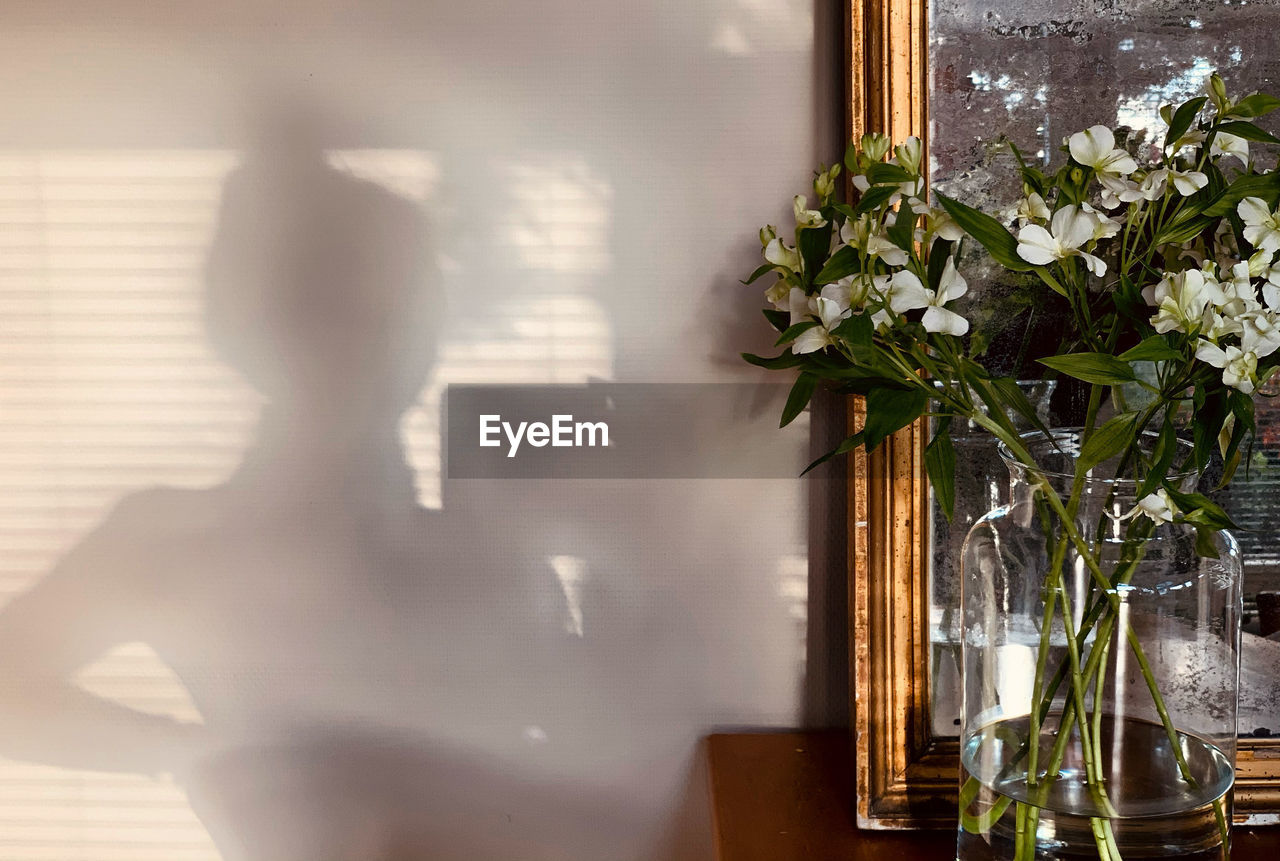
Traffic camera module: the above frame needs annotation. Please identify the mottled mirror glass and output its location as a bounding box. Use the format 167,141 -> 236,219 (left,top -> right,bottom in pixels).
927,0 -> 1280,741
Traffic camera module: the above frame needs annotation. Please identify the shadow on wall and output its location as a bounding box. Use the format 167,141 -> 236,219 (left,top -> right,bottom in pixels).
0,103 -> 621,860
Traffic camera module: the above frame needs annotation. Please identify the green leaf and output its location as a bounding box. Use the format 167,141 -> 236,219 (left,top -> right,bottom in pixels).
1163,485 -> 1239,531
866,162 -> 913,185
741,350 -> 805,371
801,430 -> 864,475
762,308 -> 789,332
1215,120 -> 1280,144
863,386 -> 928,451
1139,416 -> 1177,498
1193,525 -> 1221,559
925,420 -> 957,521
936,193 -> 1032,272
1202,172 -> 1280,217
926,239 -> 954,291
1165,96 -> 1207,150
1038,353 -> 1137,385
1153,212 -> 1213,246
832,202 -> 858,221
843,141 -> 860,173
1079,412 -> 1138,472
1007,140 -> 1048,198
741,263 -> 776,285
886,199 -> 916,251
797,221 -> 833,285
853,184 -> 898,216
1191,387 -> 1228,472
1119,335 -> 1181,363
780,372 -> 819,427
831,312 -> 875,364
1231,93 -> 1280,119
774,320 -> 819,347
990,377 -> 1052,438
815,244 -> 862,284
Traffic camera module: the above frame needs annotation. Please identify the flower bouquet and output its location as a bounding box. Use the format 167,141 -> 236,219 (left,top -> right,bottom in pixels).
744,74 -> 1280,861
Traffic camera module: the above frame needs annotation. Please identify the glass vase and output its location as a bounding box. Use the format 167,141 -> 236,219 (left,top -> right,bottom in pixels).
957,429 -> 1242,861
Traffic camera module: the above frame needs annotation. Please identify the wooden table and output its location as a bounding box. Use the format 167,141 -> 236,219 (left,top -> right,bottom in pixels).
707,731 -> 1280,861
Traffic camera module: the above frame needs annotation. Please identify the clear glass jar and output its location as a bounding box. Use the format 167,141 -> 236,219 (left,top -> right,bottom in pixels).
932,381 -> 1057,737
958,429 -> 1242,861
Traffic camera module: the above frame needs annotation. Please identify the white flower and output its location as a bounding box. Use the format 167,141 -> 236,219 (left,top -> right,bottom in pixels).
1138,169 -> 1169,200
1167,167 -> 1209,196
867,232 -> 908,266
1081,203 -> 1122,240
1144,269 -> 1215,335
1099,175 -> 1144,209
824,273 -> 877,312
851,174 -> 870,193
1242,310 -> 1280,359
764,279 -> 790,310
839,215 -> 909,267
765,237 -> 801,270
924,206 -> 965,241
1211,132 -> 1249,164
921,259 -> 970,336
1069,125 -> 1138,177
1166,128 -> 1207,157
1196,340 -> 1259,393
785,286 -> 810,324
794,195 -> 827,228
1132,489 -> 1177,525
870,269 -> 931,330
1011,192 -> 1052,224
792,293 -> 851,354
1016,205 -> 1108,275
1239,197 -> 1280,253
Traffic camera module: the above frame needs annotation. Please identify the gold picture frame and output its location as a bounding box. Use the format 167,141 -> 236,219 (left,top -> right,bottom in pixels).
845,0 -> 1280,830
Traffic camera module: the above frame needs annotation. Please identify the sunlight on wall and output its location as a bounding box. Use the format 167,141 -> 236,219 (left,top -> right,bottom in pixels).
0,148 -> 614,859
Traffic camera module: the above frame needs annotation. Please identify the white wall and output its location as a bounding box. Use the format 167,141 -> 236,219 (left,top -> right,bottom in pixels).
0,2 -> 845,858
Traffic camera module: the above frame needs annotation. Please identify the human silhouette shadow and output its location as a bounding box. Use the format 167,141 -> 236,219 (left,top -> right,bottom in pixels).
0,126 -> 642,860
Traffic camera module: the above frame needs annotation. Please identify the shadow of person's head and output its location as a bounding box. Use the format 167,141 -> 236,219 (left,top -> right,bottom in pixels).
204,125 -> 437,428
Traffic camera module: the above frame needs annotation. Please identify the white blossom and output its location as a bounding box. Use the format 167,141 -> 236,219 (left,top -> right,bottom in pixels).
920,259 -> 970,336
1239,197 -> 1280,253
1010,192 -> 1052,225
1241,310 -> 1280,359
1132,489 -> 1177,525
1195,340 -> 1259,393
1144,269 -> 1215,335
1016,205 -> 1108,275
1099,176 -> 1144,209
926,209 -> 962,243
870,269 -> 932,331
1167,167 -> 1209,196
1069,125 -> 1138,177
793,195 -> 826,228
765,237 -> 801,270
1211,131 -> 1249,165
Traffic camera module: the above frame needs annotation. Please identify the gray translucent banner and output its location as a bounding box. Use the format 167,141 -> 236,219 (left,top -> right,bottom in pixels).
445,383 -> 813,479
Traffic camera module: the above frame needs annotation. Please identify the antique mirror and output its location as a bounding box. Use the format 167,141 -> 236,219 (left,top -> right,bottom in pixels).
848,0 -> 1280,829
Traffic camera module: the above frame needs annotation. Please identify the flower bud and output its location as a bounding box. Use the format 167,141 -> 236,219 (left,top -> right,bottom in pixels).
1208,73 -> 1230,112
894,136 -> 923,174
861,132 -> 892,162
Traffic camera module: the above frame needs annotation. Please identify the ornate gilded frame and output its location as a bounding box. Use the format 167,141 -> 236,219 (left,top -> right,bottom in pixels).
846,0 -> 1280,830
